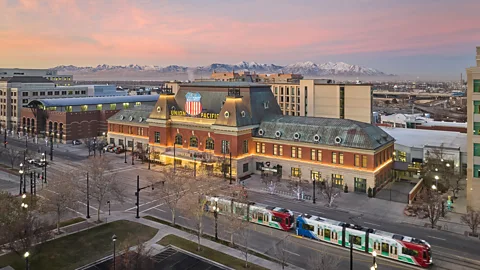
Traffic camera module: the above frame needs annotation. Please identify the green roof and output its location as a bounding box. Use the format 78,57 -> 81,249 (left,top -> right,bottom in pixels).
258,115 -> 394,150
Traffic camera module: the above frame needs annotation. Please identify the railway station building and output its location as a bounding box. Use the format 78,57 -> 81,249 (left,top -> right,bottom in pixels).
107,82 -> 395,194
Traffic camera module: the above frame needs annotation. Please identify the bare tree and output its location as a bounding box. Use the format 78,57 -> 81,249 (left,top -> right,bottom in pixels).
449,174 -> 464,199
287,175 -> 310,200
0,191 -> 52,257
319,177 -> 341,208
237,218 -> 251,269
76,157 -> 125,222
41,170 -> 79,233
274,235 -> 291,269
183,173 -> 223,251
461,207 -> 480,236
307,248 -> 341,270
152,168 -> 190,226
221,188 -> 249,247
112,241 -> 155,270
261,171 -> 281,195
6,148 -> 21,168
420,188 -> 444,229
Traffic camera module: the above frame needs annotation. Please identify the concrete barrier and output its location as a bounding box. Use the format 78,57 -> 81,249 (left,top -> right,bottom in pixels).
408,178 -> 424,205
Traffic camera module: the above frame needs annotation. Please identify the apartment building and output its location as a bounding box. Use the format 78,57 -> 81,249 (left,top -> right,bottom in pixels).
211,71 -> 303,83
0,68 -> 73,86
270,79 -> 373,123
466,46 -> 480,209
0,77 -> 88,131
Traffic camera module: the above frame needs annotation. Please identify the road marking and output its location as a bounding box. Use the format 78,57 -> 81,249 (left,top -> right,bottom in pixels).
284,250 -> 300,256
263,199 -> 278,204
364,222 -> 381,227
77,201 -> 104,213
179,216 -> 190,220
154,207 -> 166,212
66,207 -> 84,216
428,236 -> 446,241
124,199 -> 159,211
140,203 -> 165,213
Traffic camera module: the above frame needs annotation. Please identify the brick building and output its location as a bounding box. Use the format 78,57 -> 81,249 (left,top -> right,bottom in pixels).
21,95 -> 158,142
107,82 -> 394,194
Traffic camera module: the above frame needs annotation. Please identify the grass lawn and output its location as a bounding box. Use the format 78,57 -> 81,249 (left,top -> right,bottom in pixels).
158,234 -> 269,270
59,216 -> 86,228
0,220 -> 157,270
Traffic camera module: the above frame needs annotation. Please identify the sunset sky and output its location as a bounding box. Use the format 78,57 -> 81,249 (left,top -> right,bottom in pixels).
1,0 -> 479,77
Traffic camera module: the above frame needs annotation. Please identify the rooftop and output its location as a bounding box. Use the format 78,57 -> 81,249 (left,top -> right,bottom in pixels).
181,81 -> 268,88
109,105 -> 153,124
27,94 -> 159,107
258,115 -> 394,150
0,76 -> 53,83
380,127 -> 466,152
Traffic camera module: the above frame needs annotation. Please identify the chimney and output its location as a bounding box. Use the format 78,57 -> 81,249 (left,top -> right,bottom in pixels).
477,46 -> 480,67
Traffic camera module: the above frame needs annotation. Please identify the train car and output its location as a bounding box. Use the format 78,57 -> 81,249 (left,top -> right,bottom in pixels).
296,214 -> 432,268
205,196 -> 294,231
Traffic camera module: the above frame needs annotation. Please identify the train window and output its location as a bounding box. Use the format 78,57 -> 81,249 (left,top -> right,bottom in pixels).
258,214 -> 263,222
390,246 -> 397,255
302,223 -> 315,231
285,217 -> 289,225
382,243 -> 389,254
296,221 -> 300,228
272,216 -> 282,223
423,251 -> 427,259
253,212 -> 258,219
351,235 -> 362,246
324,228 -> 331,238
318,228 -> 323,236
402,247 -> 419,257
332,232 -> 338,241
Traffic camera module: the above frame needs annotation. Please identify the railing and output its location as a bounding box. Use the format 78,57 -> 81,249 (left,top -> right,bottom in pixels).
260,187 -> 312,200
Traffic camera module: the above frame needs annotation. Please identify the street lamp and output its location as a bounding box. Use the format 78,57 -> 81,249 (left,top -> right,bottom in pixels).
21,203 -> 28,210
24,251 -> 30,270
112,234 -> 117,270
446,163 -> 451,168
22,194 -> 26,199
432,185 -> 437,191
19,163 -> 24,195
372,250 -> 377,269
434,175 -> 439,188
107,200 -> 111,215
86,172 -> 90,219
213,197 -> 219,241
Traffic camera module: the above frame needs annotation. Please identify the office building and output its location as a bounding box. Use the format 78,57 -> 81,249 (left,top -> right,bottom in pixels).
467,46 -> 480,209
271,80 -> 373,123
107,82 -> 394,194
0,68 -> 73,86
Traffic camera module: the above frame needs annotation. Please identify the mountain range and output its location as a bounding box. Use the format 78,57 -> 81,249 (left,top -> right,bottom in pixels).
51,61 -> 394,79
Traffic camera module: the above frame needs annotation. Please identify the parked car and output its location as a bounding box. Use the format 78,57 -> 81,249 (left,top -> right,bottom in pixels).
34,160 -> 47,167
72,140 -> 82,145
26,159 -> 36,164
115,147 -> 125,154
103,144 -> 115,152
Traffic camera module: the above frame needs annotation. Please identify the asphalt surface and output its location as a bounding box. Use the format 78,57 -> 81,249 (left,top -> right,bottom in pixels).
2,135 -> 480,269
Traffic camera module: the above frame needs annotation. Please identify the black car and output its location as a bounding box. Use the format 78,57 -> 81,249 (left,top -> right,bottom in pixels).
72,140 -> 82,145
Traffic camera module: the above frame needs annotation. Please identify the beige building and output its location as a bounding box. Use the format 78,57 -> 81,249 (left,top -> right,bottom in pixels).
270,79 -> 373,123
0,77 -> 88,131
210,71 -> 303,83
0,68 -> 73,86
466,46 -> 480,209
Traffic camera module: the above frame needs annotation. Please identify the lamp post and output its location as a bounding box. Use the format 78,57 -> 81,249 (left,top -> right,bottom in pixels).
42,151 -> 47,184
24,251 -> 30,270
107,200 -> 111,215
112,234 -> 117,270
147,145 -> 151,170
229,149 -> 232,185
93,137 -> 97,158
312,179 -> 316,204
193,153 -> 197,178
372,250 -> 377,269
434,175 -> 439,189
124,137 -> 127,163
349,235 -> 353,270
131,139 -> 135,165
213,197 -> 219,241
19,163 -> 24,195
21,203 -> 28,210
86,172 -> 90,219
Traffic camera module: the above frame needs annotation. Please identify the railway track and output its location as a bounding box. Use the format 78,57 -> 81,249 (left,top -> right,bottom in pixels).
433,251 -> 480,270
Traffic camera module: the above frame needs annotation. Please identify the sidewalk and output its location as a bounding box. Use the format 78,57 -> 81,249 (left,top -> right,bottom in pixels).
243,175 -> 471,236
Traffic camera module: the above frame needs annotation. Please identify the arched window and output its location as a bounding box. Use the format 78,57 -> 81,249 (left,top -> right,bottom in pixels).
189,136 -> 198,148
174,134 -> 182,145
205,138 -> 214,150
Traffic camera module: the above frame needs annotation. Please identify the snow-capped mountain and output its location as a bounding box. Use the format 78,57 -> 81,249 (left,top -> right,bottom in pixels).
50,61 -> 394,78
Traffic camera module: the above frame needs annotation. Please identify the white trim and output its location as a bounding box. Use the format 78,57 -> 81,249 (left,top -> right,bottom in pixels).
335,136 -> 342,144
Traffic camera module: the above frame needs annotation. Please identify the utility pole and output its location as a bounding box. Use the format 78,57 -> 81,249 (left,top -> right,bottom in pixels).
44,151 -> 47,183
193,154 -> 197,178
229,150 -> 232,185
50,135 -> 53,161
86,172 -> 90,219
148,145 -> 151,170
173,140 -> 176,173
124,137 -> 127,163
4,130 -> 7,148
135,175 -> 140,219
132,139 -> 135,165
350,235 -> 353,270
313,179 -> 316,204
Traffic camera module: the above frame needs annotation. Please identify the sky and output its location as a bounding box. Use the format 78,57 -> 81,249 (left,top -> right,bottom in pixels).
1,0 -> 479,78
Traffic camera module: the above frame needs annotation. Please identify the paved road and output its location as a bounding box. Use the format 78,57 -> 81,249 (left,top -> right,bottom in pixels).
2,136 -> 480,269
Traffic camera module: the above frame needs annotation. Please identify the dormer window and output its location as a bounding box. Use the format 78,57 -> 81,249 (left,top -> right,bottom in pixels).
263,101 -> 269,109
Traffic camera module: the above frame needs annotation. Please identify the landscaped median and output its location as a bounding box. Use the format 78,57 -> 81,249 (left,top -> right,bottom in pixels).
0,220 -> 157,270
159,234 -> 269,270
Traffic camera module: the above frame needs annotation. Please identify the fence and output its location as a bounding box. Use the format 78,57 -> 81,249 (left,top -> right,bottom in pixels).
261,187 -> 312,201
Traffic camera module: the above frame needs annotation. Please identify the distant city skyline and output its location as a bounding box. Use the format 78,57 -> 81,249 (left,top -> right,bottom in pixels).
0,0 -> 478,78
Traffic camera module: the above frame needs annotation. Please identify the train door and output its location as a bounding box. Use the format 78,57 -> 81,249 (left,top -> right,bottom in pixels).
332,230 -> 339,244
389,244 -> 398,259
318,226 -> 323,239
373,241 -> 381,254
263,213 -> 269,224
381,242 -> 390,257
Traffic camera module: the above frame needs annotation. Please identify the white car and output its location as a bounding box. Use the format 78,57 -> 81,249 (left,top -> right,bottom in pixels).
26,159 -> 36,164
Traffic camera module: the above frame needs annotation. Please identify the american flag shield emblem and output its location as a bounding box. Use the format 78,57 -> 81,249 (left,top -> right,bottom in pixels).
185,92 -> 202,116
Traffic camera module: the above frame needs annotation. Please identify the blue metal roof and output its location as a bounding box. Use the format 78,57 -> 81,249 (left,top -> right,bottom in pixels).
29,94 -> 159,107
